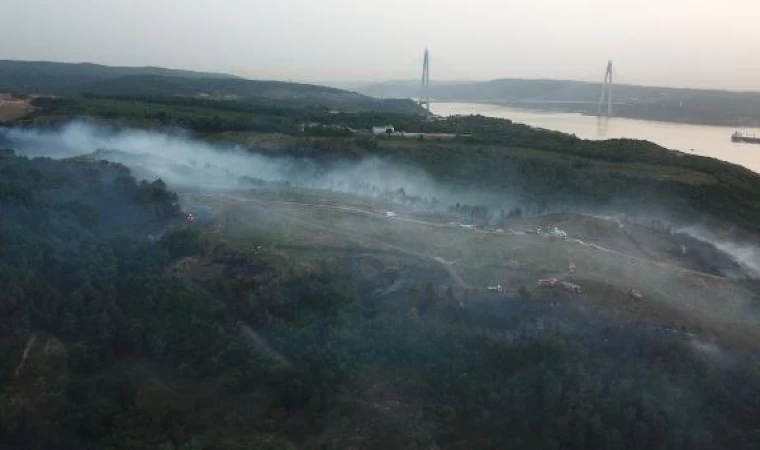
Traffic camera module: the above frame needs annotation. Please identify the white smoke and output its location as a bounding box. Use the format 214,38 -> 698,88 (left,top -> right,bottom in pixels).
2,121 -> 301,188
0,121 -> 506,210
676,225 -> 760,278
8,121 -> 760,280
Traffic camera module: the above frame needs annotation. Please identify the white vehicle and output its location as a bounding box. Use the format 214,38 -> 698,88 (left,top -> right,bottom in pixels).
550,227 -> 568,240
487,284 -> 504,293
560,281 -> 582,294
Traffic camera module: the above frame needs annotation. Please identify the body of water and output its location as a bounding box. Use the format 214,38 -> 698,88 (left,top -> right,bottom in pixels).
430,102 -> 760,173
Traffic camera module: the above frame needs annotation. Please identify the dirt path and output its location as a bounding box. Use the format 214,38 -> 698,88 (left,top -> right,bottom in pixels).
238,322 -> 293,369
253,198 -> 453,230
575,239 -> 727,281
185,192 -> 471,288
179,270 -> 295,369
237,195 -> 474,289
247,195 -> 722,284
15,334 -> 37,376
193,191 -> 724,288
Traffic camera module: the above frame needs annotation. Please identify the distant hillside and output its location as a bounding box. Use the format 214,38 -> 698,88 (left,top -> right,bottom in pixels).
87,75 -> 423,113
88,75 -> 346,98
362,79 -> 760,126
0,60 -> 424,114
0,60 -> 236,93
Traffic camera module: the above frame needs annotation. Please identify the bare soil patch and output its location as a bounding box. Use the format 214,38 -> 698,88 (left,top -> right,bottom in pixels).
0,95 -> 34,121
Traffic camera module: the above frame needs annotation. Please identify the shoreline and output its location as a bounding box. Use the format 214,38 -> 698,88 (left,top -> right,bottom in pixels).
430,99 -> 760,130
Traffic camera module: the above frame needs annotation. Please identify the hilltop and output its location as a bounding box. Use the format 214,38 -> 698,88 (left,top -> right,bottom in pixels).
0,60 -> 236,93
0,60 -> 425,114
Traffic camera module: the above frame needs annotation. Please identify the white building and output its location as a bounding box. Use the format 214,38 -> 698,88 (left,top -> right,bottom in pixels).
372,125 -> 395,135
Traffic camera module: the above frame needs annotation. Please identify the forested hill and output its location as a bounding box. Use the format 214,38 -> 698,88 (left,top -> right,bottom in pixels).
4,150 -> 760,449
362,78 -> 760,126
86,75 -> 424,113
0,60 -> 425,114
0,60 -> 236,93
0,150 -> 245,448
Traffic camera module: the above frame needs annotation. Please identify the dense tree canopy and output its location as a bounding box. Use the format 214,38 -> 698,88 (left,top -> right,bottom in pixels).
2,151 -> 760,449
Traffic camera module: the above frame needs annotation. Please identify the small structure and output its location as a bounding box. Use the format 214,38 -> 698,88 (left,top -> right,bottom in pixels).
628,288 -> 644,301
386,211 -> 398,218
372,125 -> 395,135
568,262 -> 577,274
487,284 -> 504,293
560,281 -> 583,294
506,260 -> 521,269
549,227 -> 568,240
185,213 -> 195,226
537,278 -> 559,288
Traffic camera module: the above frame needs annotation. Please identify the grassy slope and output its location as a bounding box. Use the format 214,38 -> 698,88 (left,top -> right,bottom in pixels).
185,188 -> 760,344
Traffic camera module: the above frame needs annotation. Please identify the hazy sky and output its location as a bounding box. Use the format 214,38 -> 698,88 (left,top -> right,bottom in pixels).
2,0 -> 760,90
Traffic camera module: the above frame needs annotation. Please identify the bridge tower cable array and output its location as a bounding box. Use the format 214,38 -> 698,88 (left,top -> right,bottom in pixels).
598,60 -> 613,117
419,48 -> 431,111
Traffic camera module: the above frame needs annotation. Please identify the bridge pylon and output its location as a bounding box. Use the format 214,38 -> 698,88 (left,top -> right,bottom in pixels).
419,48 -> 431,111
597,60 -> 613,118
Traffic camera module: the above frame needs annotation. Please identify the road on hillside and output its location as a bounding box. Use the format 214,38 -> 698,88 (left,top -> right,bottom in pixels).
188,191 -> 727,293
193,192 -> 473,289
246,195 -> 728,281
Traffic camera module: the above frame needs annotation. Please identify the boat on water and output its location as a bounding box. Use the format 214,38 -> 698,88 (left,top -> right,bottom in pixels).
731,131 -> 760,144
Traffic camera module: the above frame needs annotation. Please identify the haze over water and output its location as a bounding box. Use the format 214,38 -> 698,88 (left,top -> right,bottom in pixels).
431,102 -> 760,173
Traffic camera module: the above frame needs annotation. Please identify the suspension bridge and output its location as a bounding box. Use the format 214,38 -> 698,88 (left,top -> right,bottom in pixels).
414,49 -> 622,118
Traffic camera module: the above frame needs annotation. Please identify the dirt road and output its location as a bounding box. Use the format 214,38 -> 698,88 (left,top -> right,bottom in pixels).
238,322 -> 293,369
245,196 -> 473,288
191,191 -> 730,292
245,194 -> 727,282
195,192 -> 474,289
15,334 -> 37,376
